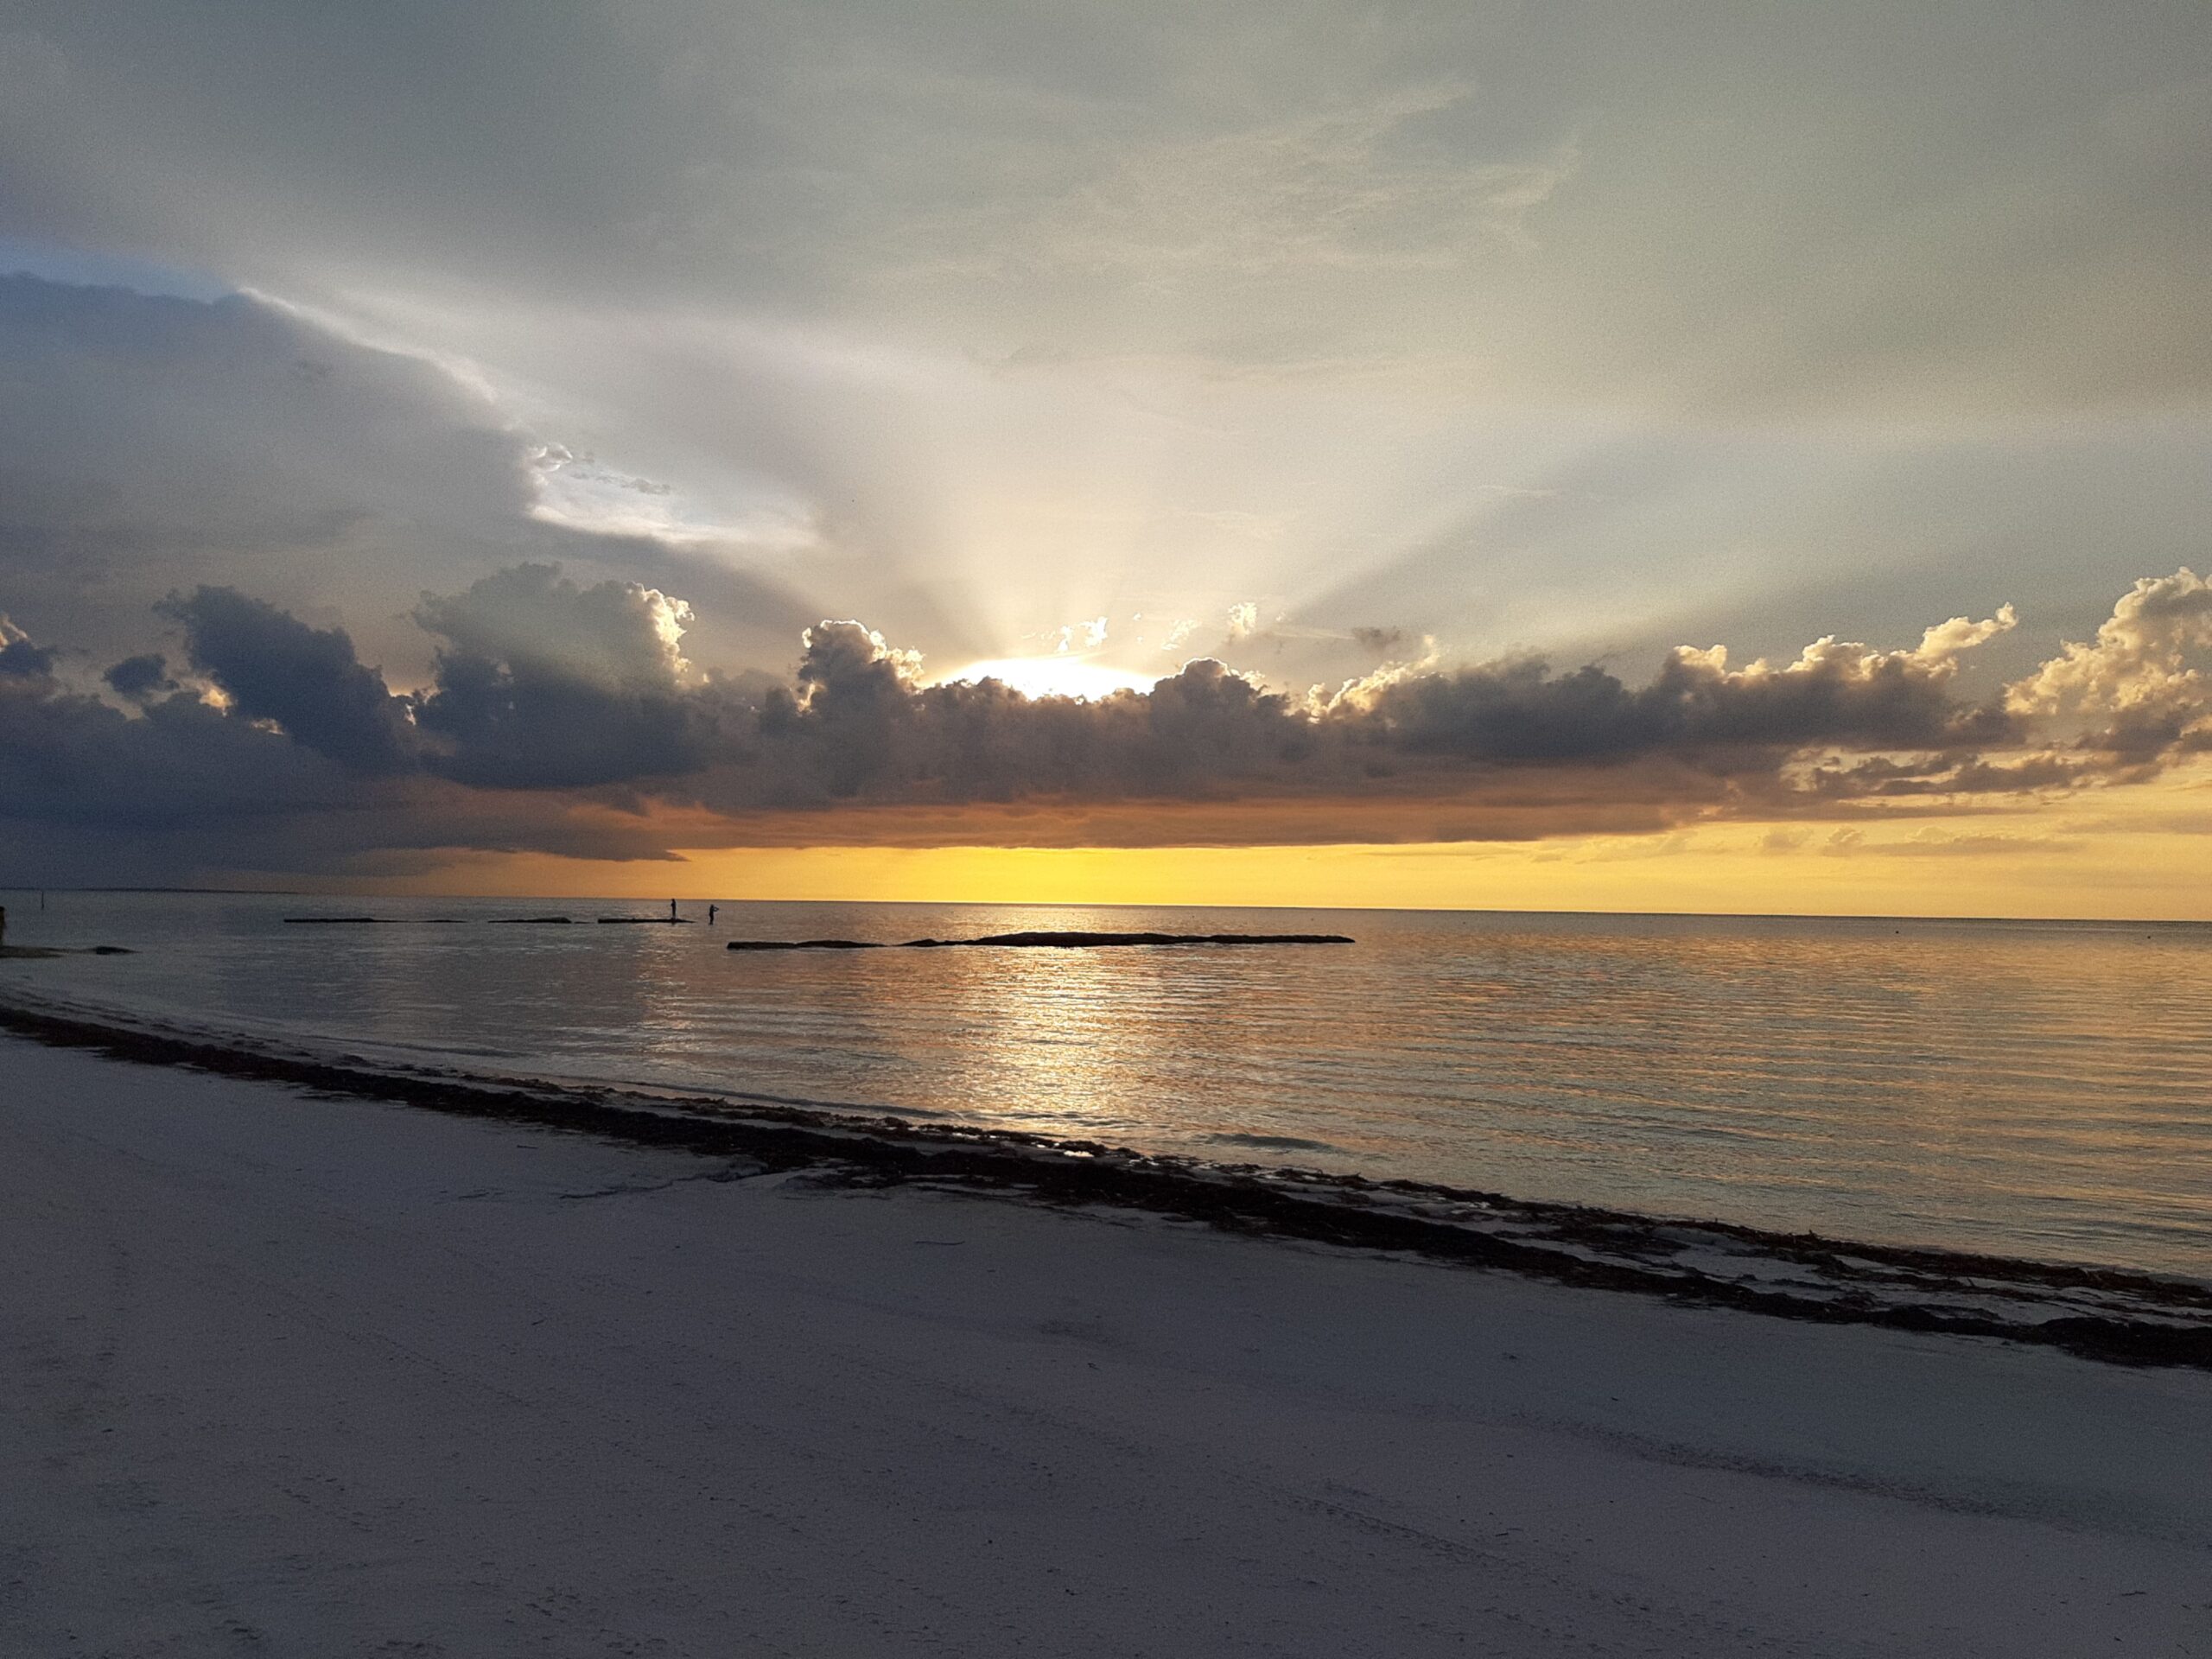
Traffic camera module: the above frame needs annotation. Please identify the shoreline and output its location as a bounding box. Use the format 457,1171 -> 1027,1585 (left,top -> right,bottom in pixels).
2,990 -> 2204,1370
3,1030 -> 2207,1655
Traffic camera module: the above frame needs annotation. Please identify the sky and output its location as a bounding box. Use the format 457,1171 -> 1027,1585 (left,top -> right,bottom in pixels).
2,0 -> 2209,915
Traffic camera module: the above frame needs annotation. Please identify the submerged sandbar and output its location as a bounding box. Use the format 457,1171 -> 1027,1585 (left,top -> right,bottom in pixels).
728,929 -> 1355,951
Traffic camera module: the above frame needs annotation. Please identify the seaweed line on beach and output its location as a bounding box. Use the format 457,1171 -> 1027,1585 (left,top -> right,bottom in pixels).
0,992 -> 2206,1372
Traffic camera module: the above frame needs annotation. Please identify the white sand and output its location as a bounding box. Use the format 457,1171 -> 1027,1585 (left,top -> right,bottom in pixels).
3,1036 -> 2207,1657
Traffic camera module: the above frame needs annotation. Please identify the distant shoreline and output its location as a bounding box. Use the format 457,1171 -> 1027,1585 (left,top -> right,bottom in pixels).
0,990 -> 2203,1371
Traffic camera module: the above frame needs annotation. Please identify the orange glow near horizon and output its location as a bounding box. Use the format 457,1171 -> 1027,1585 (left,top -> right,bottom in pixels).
275,764 -> 2212,921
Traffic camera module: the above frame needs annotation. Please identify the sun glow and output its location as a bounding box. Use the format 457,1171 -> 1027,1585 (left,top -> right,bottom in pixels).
936,656 -> 1163,701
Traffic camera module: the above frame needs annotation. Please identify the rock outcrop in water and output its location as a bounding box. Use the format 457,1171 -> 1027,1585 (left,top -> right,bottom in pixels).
728,930 -> 1354,951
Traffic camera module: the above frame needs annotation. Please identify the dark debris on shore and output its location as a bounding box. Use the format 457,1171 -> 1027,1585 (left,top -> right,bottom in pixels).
0,995 -> 2205,1373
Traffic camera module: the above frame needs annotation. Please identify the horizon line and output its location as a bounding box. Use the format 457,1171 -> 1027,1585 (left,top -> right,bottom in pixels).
3,887 -> 2206,929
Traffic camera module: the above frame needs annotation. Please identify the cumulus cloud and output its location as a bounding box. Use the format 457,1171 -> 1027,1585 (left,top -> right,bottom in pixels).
793,620 -> 925,708
2005,568 -> 2212,756
482,569 -> 2201,823
1913,604 -> 2019,664
417,563 -> 695,691
413,564 -> 721,790
162,587 -> 416,775
1,567 -> 2208,878
0,627 -> 713,887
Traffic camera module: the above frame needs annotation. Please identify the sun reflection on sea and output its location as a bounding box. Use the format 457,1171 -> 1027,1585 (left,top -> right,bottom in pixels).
10,893 -> 2210,1276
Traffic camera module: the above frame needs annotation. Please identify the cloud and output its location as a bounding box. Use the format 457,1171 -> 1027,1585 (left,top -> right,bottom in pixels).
14,1 -> 2209,418
1051,616 -> 1107,653
0,636 -> 720,887
1007,84 -> 1578,278
0,567 -> 2207,879
417,563 -> 696,694
0,614 -> 54,680
2005,568 -> 2212,756
632,578 -> 2184,838
162,586 -> 416,774
413,564 -> 723,790
1864,830 -> 2082,858
0,275 -> 813,686
102,652 -> 175,702
794,620 -> 925,708
0,276 -> 519,668
5,8 -> 2209,791
1913,604 -> 2018,664
1322,609 -> 2020,770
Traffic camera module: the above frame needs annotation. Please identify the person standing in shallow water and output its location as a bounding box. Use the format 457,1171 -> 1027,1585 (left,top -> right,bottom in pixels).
708,905 -> 718,926
669,899 -> 677,922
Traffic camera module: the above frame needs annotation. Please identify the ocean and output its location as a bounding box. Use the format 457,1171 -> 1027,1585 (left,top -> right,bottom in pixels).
3,891 -> 2207,1279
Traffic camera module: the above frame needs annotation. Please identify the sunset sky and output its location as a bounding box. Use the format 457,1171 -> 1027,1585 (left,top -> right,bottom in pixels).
3,1 -> 2209,915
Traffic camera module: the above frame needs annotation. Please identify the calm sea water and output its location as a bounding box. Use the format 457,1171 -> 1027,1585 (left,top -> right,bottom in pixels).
3,891 -> 2208,1278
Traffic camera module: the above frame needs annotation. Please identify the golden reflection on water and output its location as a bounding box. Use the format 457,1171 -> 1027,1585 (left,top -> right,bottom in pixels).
6,893 -> 2209,1275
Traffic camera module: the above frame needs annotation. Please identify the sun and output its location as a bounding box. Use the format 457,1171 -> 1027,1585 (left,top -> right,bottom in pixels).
935,656 -> 1164,701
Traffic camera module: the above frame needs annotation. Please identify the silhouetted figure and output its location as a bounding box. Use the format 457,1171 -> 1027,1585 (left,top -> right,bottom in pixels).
708,904 -> 718,925
669,898 -> 678,922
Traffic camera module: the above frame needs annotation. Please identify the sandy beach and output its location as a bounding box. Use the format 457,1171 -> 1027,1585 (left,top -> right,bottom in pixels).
3,1034 -> 2207,1656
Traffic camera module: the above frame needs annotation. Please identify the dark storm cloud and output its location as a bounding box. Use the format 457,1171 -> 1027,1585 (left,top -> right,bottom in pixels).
0,617 -> 423,881
0,614 -> 705,887
0,672 -> 352,832
162,587 -> 416,775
